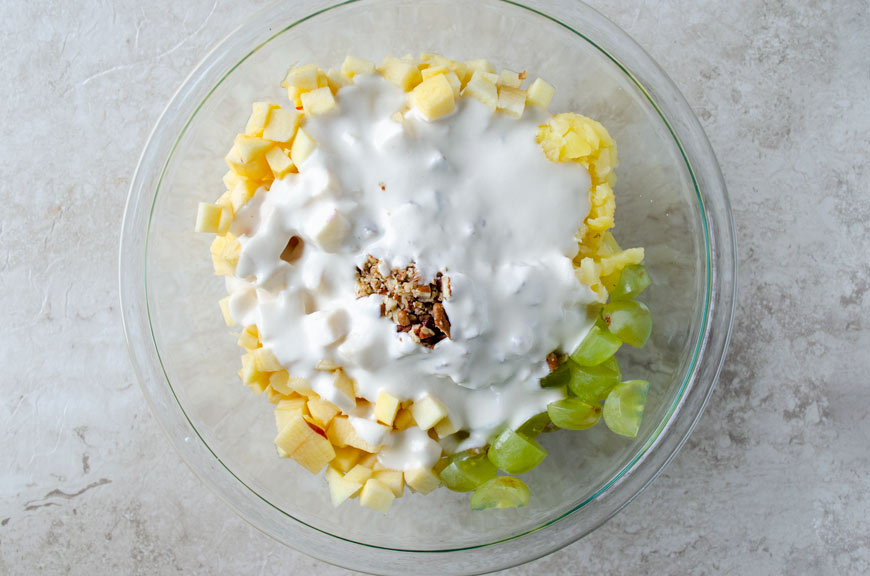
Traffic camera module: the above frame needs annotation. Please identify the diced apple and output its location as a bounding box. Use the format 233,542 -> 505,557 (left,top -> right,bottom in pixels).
307,397 -> 340,427
333,370 -> 356,404
262,108 -> 300,143
265,385 -> 288,404
265,147 -> 295,178
252,347 -> 282,372
343,464 -> 373,485
245,102 -> 279,136
374,391 -> 401,426
237,324 -> 260,350
233,134 -> 274,163
327,416 -> 378,452
357,452 -> 379,468
434,416 -> 458,438
372,469 -> 404,497
195,202 -> 222,233
411,74 -> 455,120
378,56 -> 422,92
359,478 -> 395,513
497,69 -> 523,89
301,86 -> 337,115
215,189 -> 233,210
239,351 -> 266,385
464,58 -> 496,74
268,370 -> 292,395
222,170 -> 242,191
420,65 -> 448,80
331,445 -> 364,473
393,407 -> 415,431
218,296 -> 235,326
274,410 -> 318,455
527,77 -> 555,108
230,179 -> 259,212
497,86 -> 526,118
282,64 -> 320,90
462,72 -> 498,111
404,467 -> 441,495
216,205 -> 233,235
290,128 -> 317,167
326,466 -> 363,507
209,233 -> 241,276
325,68 -> 350,94
341,55 -> 376,78
292,433 -> 335,474
274,398 -> 307,432
225,145 -> 272,181
410,395 -> 448,430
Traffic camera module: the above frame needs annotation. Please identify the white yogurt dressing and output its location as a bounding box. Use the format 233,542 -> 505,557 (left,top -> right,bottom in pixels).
228,74 -> 597,469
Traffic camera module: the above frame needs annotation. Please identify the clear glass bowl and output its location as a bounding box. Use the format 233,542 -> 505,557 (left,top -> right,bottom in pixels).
120,1 -> 736,573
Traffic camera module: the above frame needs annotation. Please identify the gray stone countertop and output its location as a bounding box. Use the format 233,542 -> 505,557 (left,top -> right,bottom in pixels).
2,1 -> 868,574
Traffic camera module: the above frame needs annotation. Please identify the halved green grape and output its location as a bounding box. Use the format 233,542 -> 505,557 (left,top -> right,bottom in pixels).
610,264 -> 651,301
440,452 -> 498,492
540,362 -> 571,388
570,321 -> 623,366
470,476 -> 531,510
516,412 -> 551,438
602,301 -> 652,348
603,380 -> 650,438
547,398 -> 602,430
487,429 -> 547,474
567,356 -> 621,404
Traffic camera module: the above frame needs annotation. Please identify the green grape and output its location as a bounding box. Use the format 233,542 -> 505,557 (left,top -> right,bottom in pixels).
610,264 -> 651,301
570,321 -> 623,366
547,398 -> 602,430
440,452 -> 498,492
567,356 -> 621,403
540,361 -> 571,388
487,429 -> 548,474
603,380 -> 650,438
602,301 -> 652,348
516,412 -> 551,438
470,476 -> 531,510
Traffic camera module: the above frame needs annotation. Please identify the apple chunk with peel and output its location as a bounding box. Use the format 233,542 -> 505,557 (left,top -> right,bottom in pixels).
274,411 -> 335,474
374,391 -> 401,426
359,478 -> 395,513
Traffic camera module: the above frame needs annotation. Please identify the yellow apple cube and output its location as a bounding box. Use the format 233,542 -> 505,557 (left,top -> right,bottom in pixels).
393,408 -> 415,431
222,170 -> 242,192
215,189 -> 232,210
359,478 -> 395,514
265,385 -> 289,404
326,466 -> 363,507
209,233 -> 240,276
274,398 -> 308,433
216,205 -> 234,235
265,147 -> 295,178
411,74 -> 455,120
290,128 -> 317,167
325,68 -> 350,94
237,324 -> 259,350
326,417 -> 378,452
497,86 -> 526,118
462,73 -> 498,111
333,370 -> 356,403
357,452 -> 379,468
268,370 -> 293,395
434,416 -> 459,439
195,202 -> 222,233
218,296 -> 235,326
262,108 -> 300,143
527,77 -> 555,108
307,397 -> 340,427
464,58 -> 496,74
497,69 -> 523,89
404,467 -> 441,495
292,433 -> 336,474
378,56 -> 422,91
230,179 -> 259,212
225,145 -> 272,181
374,391 -> 401,426
274,411 -> 317,455
410,395 -> 448,430
233,134 -> 274,163
245,102 -> 279,136
301,87 -> 337,115
372,469 -> 404,497
341,55 -> 376,78
343,464 -> 373,485
252,347 -> 282,372
282,64 -> 320,90
331,445 -> 364,473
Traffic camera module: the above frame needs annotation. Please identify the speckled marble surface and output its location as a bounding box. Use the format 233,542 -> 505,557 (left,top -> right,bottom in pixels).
2,1 -> 869,574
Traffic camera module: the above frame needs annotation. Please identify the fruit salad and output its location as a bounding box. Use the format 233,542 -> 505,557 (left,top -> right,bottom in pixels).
195,53 -> 653,513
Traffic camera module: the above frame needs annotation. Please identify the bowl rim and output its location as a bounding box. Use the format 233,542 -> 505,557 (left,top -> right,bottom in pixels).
120,0 -> 737,572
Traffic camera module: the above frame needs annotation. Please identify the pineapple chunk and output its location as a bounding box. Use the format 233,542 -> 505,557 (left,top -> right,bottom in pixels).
374,391 -> 401,426
497,86 -> 526,118
434,416 -> 458,438
274,411 -> 318,455
195,202 -> 222,233
245,102 -> 279,136
411,74 -> 455,120
462,72 -> 498,111
527,77 -> 555,108
497,69 -> 523,89
331,445 -> 364,473
252,347 -> 282,372
341,55 -> 376,78
410,395 -> 448,430
233,134 -> 274,163
268,370 -> 293,395
307,397 -> 340,427
237,325 -> 260,350
393,407 -> 415,431
420,65 -> 448,80
378,56 -> 422,91
292,433 -> 336,474
359,478 -> 395,514
301,87 -> 337,115
218,296 -> 235,326
344,464 -> 373,485
326,466 -> 363,507
216,205 -> 233,235
230,179 -> 259,212
262,108 -> 300,143
265,147 -> 295,178
290,128 -> 317,167
464,58 -> 496,74
282,64 -> 320,90
326,416 -> 378,452
404,467 -> 441,495
372,469 -> 404,497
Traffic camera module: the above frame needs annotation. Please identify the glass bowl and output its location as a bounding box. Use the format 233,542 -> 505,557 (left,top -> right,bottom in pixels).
119,0 -> 736,573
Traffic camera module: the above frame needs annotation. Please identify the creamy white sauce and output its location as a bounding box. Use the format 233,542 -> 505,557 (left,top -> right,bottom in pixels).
228,75 -> 597,467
